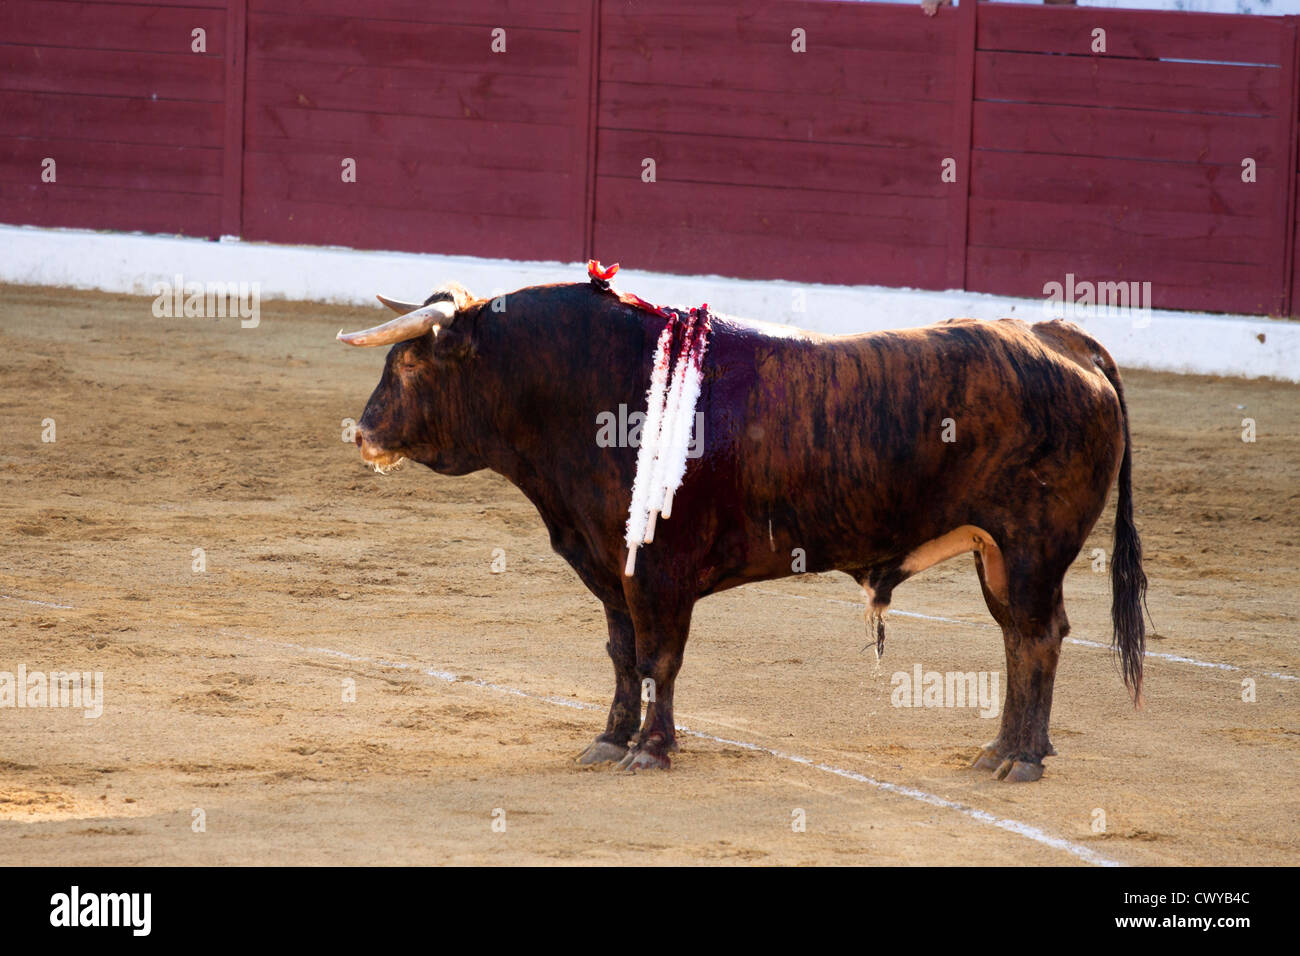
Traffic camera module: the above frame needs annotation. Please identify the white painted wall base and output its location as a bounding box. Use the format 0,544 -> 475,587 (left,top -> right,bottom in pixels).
2,224 -> 1297,382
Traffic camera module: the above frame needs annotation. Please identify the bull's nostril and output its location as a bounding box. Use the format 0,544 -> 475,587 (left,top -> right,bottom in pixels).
355,433 -> 364,448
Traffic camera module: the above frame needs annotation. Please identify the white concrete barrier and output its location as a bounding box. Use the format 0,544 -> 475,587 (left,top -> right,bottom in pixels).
2,224 -> 1296,382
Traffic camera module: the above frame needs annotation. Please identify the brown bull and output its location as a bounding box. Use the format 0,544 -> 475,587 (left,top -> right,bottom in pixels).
338,278 -> 1147,781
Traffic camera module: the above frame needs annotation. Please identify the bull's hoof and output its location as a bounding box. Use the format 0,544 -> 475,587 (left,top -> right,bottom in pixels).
616,734 -> 673,772
616,748 -> 671,772
576,739 -> 628,766
971,741 -> 1004,771
994,758 -> 1044,783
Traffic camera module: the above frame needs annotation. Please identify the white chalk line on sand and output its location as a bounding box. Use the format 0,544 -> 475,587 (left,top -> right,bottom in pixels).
227,629 -> 1121,868
755,588 -> 1300,683
0,593 -> 76,610
9,585 -> 1294,682
7,584 -> 1293,865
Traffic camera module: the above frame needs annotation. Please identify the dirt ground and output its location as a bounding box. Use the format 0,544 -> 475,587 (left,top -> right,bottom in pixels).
0,284 -> 1296,866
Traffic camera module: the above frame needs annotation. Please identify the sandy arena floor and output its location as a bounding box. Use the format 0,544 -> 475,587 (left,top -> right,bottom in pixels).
0,285 -> 1296,865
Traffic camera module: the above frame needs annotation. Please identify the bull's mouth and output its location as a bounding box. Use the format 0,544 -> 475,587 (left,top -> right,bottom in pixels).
357,442 -> 408,475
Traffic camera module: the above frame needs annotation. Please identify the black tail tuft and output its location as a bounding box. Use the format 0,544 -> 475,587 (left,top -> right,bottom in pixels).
1104,368 -> 1148,705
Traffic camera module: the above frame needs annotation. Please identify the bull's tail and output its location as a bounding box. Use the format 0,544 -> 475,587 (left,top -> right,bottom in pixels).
1101,362 -> 1148,705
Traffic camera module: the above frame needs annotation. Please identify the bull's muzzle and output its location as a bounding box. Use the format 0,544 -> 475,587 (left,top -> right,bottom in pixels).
355,432 -> 405,472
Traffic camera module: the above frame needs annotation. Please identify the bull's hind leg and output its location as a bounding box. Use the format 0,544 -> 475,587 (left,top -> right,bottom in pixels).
970,553 -> 1018,771
970,555 -> 1066,782
987,622 -> 1063,782
576,605 -> 641,765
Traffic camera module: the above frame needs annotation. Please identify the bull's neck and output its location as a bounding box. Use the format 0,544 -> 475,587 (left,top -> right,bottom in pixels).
470,287 -> 652,513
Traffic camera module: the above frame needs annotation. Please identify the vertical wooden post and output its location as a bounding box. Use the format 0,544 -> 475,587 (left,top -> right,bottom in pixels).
221,0 -> 248,240
946,0 -> 977,293
1282,16 -> 1299,317
574,0 -> 602,262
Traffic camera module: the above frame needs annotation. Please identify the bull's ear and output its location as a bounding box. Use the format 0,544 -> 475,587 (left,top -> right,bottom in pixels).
337,300 -> 455,347
424,281 -> 475,313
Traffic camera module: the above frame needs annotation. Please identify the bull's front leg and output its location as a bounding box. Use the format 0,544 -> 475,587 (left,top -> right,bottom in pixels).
615,585 -> 695,771
576,605 -> 642,765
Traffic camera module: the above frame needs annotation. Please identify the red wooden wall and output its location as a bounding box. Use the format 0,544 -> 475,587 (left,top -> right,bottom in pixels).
3,0 -> 1299,317
967,4 -> 1298,315
239,0 -> 593,262
1293,26 -> 1300,317
0,0 -> 228,237
590,0 -> 971,290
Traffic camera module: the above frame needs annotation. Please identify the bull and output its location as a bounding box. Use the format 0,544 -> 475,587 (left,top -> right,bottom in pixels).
337,276 -> 1146,781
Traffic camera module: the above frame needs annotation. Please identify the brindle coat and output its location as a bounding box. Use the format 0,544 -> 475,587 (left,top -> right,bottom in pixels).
345,281 -> 1147,781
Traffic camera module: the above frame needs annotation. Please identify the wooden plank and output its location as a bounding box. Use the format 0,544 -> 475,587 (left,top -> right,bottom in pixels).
244,58 -> 575,126
242,152 -> 574,219
0,0 -> 225,55
1278,17 -> 1298,316
946,0 -> 976,290
1293,171 -> 1300,316
576,0 -> 599,260
600,43 -> 955,102
248,0 -> 583,31
973,101 -> 1279,165
0,90 -> 223,148
244,110 -> 576,173
597,5 -> 958,56
971,150 -> 1276,219
596,130 -> 948,198
965,244 -> 1279,315
978,3 -> 1289,66
247,14 -> 580,77
0,45 -> 225,101
968,198 -> 1274,266
0,137 -> 223,194
598,82 -> 952,149
0,182 -> 222,237
54,0 -> 224,7
223,0 -> 248,237
593,220 -> 949,290
594,177 -> 948,247
975,51 -> 1283,117
241,198 -> 574,261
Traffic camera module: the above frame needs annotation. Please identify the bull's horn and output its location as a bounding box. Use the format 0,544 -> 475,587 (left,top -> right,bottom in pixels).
337,300 -> 455,347
376,294 -> 422,314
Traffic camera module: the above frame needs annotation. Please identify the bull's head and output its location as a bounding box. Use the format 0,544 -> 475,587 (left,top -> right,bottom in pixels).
337,282 -> 483,476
